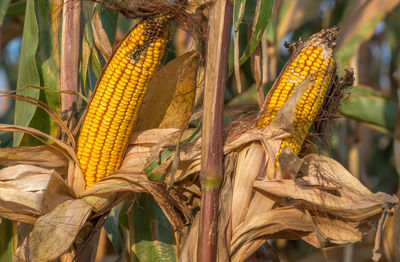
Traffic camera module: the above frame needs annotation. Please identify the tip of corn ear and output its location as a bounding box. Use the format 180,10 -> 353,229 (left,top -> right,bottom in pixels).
308,26 -> 339,49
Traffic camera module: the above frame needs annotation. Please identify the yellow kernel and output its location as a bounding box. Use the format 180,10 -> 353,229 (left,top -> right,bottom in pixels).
314,47 -> 322,54
86,177 -> 96,182
143,61 -> 152,68
284,85 -> 292,91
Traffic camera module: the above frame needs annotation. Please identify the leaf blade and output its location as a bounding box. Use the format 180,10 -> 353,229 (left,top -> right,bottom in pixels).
13,0 -> 40,146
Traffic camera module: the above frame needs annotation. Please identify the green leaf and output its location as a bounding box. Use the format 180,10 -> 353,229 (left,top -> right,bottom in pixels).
233,0 -> 247,31
338,85 -> 397,134
90,49 -> 102,80
228,0 -> 274,76
243,0 -> 256,25
143,150 -> 171,181
0,219 -> 14,262
20,0 -> 61,145
239,0 -> 274,66
13,0 -> 40,146
96,4 -> 118,45
131,194 -> 176,261
118,200 -> 129,229
104,208 -> 122,254
0,132 -> 12,147
5,1 -> 25,18
0,0 -> 11,25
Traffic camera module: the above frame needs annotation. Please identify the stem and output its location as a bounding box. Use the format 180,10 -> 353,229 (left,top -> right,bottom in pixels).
60,0 -> 82,124
59,1 -> 82,260
198,1 -> 232,261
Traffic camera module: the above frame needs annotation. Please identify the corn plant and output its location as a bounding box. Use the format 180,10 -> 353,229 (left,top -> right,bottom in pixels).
0,0 -> 399,261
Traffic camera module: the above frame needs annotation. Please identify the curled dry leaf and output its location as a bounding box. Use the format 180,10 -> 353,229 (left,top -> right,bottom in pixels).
80,170 -> 186,232
228,149 -> 397,261
0,165 -> 73,224
28,199 -> 92,262
0,145 -> 68,168
91,10 -> 113,60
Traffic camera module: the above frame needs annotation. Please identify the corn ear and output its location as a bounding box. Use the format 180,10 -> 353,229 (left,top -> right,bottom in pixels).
77,15 -> 170,187
257,28 -> 338,160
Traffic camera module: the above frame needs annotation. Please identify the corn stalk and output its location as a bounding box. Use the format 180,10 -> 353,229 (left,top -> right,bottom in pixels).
198,0 -> 232,261
60,0 -> 82,125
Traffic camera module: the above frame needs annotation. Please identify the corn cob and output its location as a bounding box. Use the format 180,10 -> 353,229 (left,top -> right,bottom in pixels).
256,28 -> 337,161
77,14 -> 170,187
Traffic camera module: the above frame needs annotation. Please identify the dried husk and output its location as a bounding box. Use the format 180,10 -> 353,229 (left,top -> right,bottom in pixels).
0,165 -> 73,224
28,199 -> 92,261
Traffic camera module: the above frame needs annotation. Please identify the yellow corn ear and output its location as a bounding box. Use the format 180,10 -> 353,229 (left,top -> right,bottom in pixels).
256,28 -> 337,160
77,15 -> 170,187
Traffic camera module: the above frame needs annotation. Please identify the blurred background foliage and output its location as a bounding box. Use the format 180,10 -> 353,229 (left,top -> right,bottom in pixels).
0,0 -> 399,261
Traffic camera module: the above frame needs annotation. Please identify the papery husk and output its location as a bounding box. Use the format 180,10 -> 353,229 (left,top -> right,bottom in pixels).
28,199 -> 92,261
0,145 -> 68,168
135,51 -> 199,131
80,170 -> 186,231
0,160 -> 186,260
0,165 -> 73,224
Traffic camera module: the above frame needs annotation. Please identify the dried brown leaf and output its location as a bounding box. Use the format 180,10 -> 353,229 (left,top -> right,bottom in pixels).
0,165 -> 73,224
0,124 -> 77,163
91,10 -> 113,60
231,207 -> 314,261
231,143 -> 265,230
28,199 -> 92,261
0,145 -> 68,168
81,171 -> 185,231
301,154 -> 371,195
309,216 -> 362,246
180,214 -> 200,261
254,179 -> 395,220
135,51 -> 199,131
382,207 -> 400,262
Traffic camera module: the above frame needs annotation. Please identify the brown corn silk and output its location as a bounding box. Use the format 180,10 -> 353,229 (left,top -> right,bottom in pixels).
77,15 -> 169,187
257,28 -> 337,161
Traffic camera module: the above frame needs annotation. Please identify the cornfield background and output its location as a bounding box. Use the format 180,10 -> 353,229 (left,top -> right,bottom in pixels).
0,0 -> 399,261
